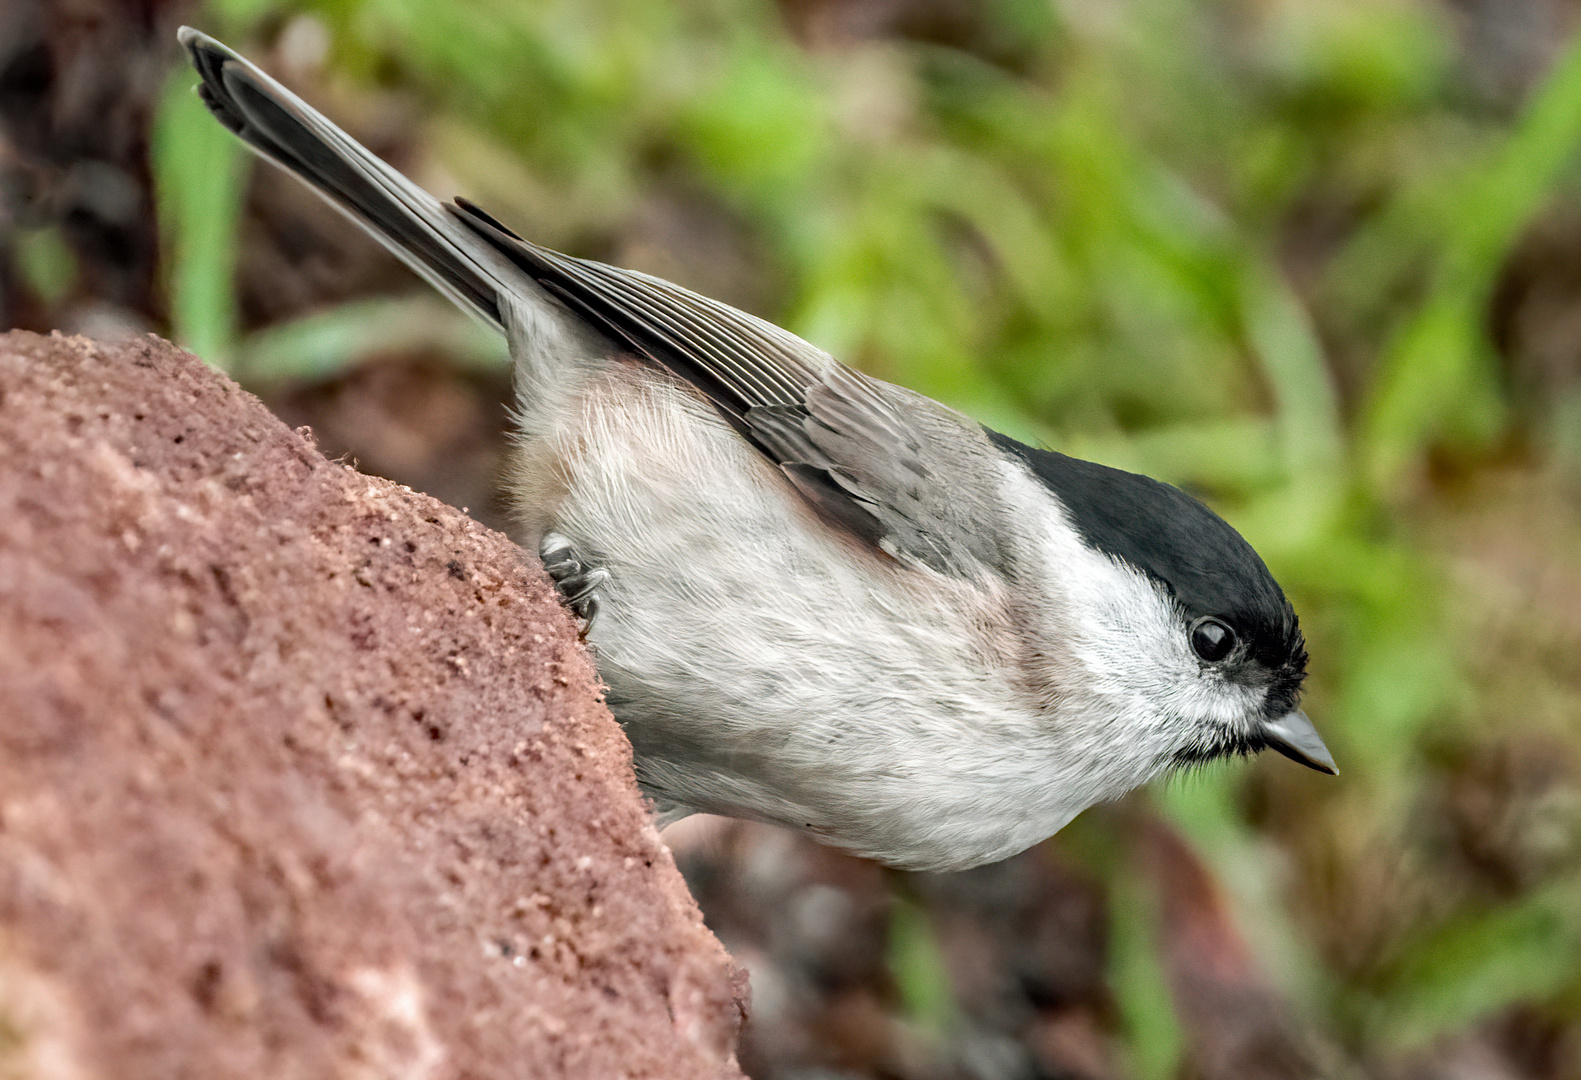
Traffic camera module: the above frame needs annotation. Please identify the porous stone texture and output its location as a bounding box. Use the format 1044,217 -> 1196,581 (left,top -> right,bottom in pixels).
0,330 -> 745,1079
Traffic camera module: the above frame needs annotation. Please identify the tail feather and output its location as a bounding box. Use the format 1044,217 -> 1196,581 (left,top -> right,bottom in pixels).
178,27 -> 518,328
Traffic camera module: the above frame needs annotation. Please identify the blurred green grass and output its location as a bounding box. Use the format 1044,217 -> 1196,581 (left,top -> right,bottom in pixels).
157,0 -> 1581,1073
154,58 -> 247,369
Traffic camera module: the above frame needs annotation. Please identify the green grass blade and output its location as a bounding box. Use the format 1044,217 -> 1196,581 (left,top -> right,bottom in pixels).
152,63 -> 247,370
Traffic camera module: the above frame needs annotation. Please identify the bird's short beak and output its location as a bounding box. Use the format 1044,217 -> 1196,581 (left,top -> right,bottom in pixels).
1260,710 -> 1338,775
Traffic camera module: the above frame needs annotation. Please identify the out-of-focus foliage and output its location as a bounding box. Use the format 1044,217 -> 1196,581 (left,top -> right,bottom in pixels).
144,0 -> 1581,1075
153,62 -> 248,369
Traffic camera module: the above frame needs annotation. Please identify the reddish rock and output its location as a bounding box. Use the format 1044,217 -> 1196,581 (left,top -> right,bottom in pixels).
0,330 -> 744,1079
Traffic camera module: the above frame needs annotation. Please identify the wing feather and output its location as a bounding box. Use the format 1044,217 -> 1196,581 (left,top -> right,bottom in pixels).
450,199 -> 1007,579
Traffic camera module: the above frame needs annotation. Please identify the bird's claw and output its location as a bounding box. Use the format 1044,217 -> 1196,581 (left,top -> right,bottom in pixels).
540,532 -> 608,638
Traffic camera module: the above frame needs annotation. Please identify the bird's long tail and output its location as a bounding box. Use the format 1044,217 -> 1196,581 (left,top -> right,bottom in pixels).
178,27 -> 521,330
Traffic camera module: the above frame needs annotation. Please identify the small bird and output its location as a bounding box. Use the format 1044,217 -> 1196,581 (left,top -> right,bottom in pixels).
180,29 -> 1335,872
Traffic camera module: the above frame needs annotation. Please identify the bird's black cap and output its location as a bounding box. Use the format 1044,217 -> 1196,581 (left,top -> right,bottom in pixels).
986,429 -> 1306,715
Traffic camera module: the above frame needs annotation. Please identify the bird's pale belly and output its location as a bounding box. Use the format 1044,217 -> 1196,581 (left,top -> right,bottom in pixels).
532,443 -> 1059,866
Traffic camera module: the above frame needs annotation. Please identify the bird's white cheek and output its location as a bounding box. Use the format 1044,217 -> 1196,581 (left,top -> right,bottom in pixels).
1063,567 -> 1188,699
1045,560 -> 1262,741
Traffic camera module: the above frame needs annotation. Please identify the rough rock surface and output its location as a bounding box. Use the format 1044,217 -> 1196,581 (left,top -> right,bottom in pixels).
0,330 -> 745,1079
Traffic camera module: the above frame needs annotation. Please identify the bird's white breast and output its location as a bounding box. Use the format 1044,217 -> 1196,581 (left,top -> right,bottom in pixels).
507,364 -> 1194,869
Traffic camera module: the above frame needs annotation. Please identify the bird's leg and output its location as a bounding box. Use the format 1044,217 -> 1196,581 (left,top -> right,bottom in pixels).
539,531 -> 609,637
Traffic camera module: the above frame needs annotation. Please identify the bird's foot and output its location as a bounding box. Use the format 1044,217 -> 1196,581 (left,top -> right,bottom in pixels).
539,532 -> 609,638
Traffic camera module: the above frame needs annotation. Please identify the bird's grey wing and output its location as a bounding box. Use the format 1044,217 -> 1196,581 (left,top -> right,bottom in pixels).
452,200 -> 1006,579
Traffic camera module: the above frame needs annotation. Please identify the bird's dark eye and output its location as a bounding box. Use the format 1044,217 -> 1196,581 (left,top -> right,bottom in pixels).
1190,617 -> 1236,662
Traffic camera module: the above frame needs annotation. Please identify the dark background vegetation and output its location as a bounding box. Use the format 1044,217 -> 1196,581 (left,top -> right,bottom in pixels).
5,0 -> 1581,1076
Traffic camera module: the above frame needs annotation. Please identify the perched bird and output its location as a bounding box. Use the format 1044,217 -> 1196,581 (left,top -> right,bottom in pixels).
179,29 -> 1334,872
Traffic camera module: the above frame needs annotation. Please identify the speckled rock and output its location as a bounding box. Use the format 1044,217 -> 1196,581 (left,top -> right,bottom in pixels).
0,330 -> 745,1080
